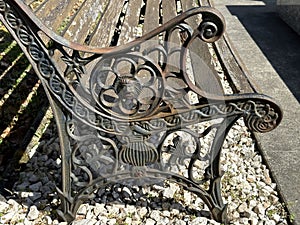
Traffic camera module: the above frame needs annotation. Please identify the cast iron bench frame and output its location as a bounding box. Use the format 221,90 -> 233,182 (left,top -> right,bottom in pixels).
0,0 -> 282,224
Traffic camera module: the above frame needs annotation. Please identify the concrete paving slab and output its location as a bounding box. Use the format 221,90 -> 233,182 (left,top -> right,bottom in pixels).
277,0 -> 300,35
212,0 -> 300,223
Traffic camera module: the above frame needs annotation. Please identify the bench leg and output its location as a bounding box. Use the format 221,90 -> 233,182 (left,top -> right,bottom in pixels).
48,100 -> 239,224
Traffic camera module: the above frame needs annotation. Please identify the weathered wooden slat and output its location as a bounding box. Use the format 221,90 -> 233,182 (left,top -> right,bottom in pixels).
214,34 -> 257,93
181,0 -> 223,95
34,0 -> 80,34
63,0 -> 108,45
89,0 -> 125,47
206,0 -> 256,93
143,0 -> 160,35
27,0 -> 48,10
142,0 -> 161,62
161,0 -> 181,73
118,0 -> 143,45
161,0 -> 180,44
199,0 -> 210,7
162,0 -> 177,23
181,0 -> 198,11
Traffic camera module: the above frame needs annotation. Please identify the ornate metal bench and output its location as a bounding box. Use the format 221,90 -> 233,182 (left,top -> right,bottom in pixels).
0,0 -> 282,223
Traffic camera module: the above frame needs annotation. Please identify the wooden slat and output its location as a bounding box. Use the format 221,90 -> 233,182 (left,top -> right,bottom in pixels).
141,0 -> 161,62
180,0 -> 223,95
34,0 -> 79,34
89,0 -> 125,47
143,0 -> 160,35
181,0 -> 198,11
206,0 -> 256,93
63,0 -> 108,45
118,0 -> 143,45
161,0 -> 180,43
24,0 -> 36,6
199,0 -> 210,7
28,0 -> 48,10
214,35 -> 256,93
162,1 -> 177,23
162,0 -> 181,73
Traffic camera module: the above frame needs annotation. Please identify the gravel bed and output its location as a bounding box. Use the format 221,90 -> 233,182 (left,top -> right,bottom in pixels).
0,46 -> 289,224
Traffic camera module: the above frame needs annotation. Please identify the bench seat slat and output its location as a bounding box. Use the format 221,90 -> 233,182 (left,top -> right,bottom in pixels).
23,0 -> 37,6
161,1 -> 182,73
162,1 -> 177,23
162,0 -> 180,43
181,0 -> 223,95
118,0 -> 143,45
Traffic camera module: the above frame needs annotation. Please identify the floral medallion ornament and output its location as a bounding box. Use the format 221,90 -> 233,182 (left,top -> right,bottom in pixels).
90,53 -> 164,120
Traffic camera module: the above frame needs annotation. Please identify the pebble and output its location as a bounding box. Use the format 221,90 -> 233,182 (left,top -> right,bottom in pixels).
145,218 -> 156,225
0,201 -> 8,212
163,183 -> 179,198
77,204 -> 88,215
28,174 -> 40,183
238,202 -> 248,213
44,216 -> 53,225
29,181 -> 42,192
29,192 -> 42,201
150,210 -> 161,221
27,206 -> 39,221
139,207 -> 148,217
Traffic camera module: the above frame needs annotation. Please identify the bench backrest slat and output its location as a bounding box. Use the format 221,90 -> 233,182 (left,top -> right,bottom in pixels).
117,0 -> 143,45
89,0 -> 125,47
33,0 -> 78,34
162,1 -> 178,23
143,0 -> 160,35
62,0 -> 107,45
181,0 -> 223,95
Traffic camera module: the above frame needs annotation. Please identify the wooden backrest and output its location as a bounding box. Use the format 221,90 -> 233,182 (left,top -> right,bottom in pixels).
25,0 -> 193,47
19,0 -> 223,95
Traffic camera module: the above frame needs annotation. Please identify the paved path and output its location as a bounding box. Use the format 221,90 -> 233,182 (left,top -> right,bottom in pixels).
213,0 -> 300,223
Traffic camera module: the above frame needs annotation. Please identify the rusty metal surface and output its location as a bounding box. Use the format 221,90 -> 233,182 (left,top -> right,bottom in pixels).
0,0 -> 283,224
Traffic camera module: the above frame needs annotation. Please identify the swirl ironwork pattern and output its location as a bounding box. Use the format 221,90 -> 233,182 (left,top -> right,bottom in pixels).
90,53 -> 164,119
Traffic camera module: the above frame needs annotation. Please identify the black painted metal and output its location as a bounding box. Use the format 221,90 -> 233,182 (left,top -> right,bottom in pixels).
0,0 -> 283,224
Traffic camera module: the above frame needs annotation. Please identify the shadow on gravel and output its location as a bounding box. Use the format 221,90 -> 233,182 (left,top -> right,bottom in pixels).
0,24 -> 49,198
227,2 -> 300,103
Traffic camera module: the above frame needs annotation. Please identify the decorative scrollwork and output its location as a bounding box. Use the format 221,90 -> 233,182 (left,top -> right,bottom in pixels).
119,136 -> 159,167
244,102 -> 280,133
90,53 -> 164,119
197,10 -> 225,43
198,21 -> 219,42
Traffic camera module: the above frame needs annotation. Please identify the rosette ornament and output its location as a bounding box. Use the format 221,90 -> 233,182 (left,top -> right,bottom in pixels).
90,54 -> 164,120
